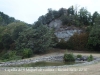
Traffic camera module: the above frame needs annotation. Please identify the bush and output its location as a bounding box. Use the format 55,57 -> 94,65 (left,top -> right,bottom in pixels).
66,33 -> 89,50
87,55 -> 93,62
60,16 -> 70,25
21,48 -> 33,58
56,39 -> 67,49
77,54 -> 82,58
1,51 -> 20,61
63,53 -> 75,62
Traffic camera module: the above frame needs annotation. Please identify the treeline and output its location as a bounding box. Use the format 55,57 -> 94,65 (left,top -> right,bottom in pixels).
0,21 -> 55,61
34,6 -> 100,27
0,12 -> 15,25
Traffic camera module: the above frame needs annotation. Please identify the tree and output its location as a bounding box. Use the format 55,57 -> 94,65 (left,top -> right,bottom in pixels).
88,25 -> 100,50
0,12 -> 15,25
15,27 -> 34,50
12,23 -> 27,40
58,8 -> 65,16
0,42 -> 4,50
66,33 -> 89,50
31,25 -> 55,53
78,7 -> 91,26
67,6 -> 74,15
16,25 -> 55,54
1,34 -> 13,49
92,11 -> 99,25
38,15 -> 46,25
92,12 -> 100,25
0,22 -> 27,36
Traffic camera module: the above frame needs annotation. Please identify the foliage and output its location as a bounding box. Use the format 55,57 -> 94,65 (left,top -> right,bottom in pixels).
92,11 -> 99,25
33,8 -> 67,26
2,22 -> 27,38
0,42 -> 3,50
66,33 -> 89,50
0,12 -> 15,25
15,27 -> 34,50
77,54 -> 82,58
32,25 -> 55,53
21,48 -> 33,58
12,22 -> 28,40
92,11 -> 100,25
60,16 -> 71,25
63,53 -> 75,62
0,22 -> 28,50
16,25 -> 55,54
88,25 -> 100,50
1,51 -> 20,61
78,7 -> 91,26
87,55 -> 93,62
67,6 -> 75,15
56,39 -> 67,49
1,34 -> 13,49
1,5 -> 100,58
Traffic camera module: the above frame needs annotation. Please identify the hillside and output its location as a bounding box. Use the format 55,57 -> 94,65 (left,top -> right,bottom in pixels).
33,6 -> 96,41
0,5 -> 100,62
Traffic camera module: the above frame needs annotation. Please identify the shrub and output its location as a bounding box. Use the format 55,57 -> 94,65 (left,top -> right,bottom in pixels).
60,16 -> 70,25
21,48 -> 33,58
66,33 -> 89,50
87,55 -> 93,62
1,51 -> 20,61
63,53 -> 75,62
56,39 -> 67,49
77,54 -> 82,58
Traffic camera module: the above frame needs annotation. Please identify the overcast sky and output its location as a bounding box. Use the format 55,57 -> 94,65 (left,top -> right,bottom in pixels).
0,0 -> 100,24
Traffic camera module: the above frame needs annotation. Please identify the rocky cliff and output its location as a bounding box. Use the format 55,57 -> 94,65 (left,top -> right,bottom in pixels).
48,19 -> 82,41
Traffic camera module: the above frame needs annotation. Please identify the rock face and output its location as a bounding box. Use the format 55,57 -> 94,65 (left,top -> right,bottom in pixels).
55,27 -> 81,41
48,19 -> 62,29
48,19 -> 82,41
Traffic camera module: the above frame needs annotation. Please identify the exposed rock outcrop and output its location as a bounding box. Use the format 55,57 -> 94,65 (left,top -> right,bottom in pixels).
48,19 -> 82,41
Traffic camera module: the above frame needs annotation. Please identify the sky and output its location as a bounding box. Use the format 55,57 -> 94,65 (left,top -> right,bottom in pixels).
0,0 -> 100,24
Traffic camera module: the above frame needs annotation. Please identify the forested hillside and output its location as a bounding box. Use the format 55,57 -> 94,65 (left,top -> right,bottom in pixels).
0,6 -> 100,61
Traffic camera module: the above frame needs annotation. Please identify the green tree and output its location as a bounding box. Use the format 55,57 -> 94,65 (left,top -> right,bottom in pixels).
31,25 -> 55,53
67,6 -> 74,15
0,12 -> 15,25
1,34 -> 13,49
78,7 -> 91,26
93,13 -> 100,25
16,25 -> 55,53
88,25 -> 100,50
12,23 -> 27,40
92,11 -> 99,25
15,27 -> 34,50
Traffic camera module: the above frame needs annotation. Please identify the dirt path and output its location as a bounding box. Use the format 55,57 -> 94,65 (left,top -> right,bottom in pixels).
0,51 -> 100,75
